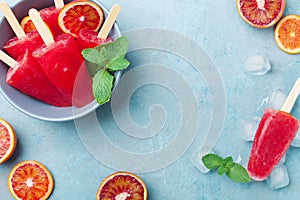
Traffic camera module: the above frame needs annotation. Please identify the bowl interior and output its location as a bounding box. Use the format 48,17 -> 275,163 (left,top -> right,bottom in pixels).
0,0 -> 121,121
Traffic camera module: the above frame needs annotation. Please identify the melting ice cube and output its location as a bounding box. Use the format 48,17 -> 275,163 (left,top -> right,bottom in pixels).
291,129 -> 300,148
244,54 -> 271,76
266,165 -> 289,190
240,117 -> 260,142
192,151 -> 215,174
268,89 -> 287,110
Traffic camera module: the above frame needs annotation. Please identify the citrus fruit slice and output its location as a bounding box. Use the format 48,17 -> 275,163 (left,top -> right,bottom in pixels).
20,16 -> 36,33
96,172 -> 147,200
0,118 -> 16,164
58,1 -> 104,37
8,160 -> 54,200
274,15 -> 300,54
236,0 -> 285,28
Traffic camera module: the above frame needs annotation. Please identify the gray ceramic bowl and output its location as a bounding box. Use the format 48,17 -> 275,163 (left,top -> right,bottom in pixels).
0,0 -> 121,121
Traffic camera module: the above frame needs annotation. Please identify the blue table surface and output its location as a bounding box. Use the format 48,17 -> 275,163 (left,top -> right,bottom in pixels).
1,0 -> 300,199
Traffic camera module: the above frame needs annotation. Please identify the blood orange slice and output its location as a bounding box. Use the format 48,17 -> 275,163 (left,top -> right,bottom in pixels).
274,15 -> 300,54
20,16 -> 36,33
8,160 -> 54,200
236,0 -> 285,28
0,118 -> 16,164
96,172 -> 147,200
58,1 -> 104,37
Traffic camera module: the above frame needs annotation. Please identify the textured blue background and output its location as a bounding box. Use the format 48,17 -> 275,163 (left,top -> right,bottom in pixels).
1,0 -> 300,199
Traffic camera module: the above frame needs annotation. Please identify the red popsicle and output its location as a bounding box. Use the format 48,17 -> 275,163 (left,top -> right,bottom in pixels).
0,50 -> 71,107
29,9 -> 93,107
40,7 -> 63,37
77,4 -> 120,51
40,0 -> 65,37
248,78 -> 300,181
77,29 -> 112,51
3,30 -> 44,60
0,2 -> 44,60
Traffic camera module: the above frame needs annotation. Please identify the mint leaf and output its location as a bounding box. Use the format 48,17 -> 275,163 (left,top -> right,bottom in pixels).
94,36 -> 129,61
85,62 -> 104,77
222,156 -> 234,168
202,154 -> 223,170
82,36 -> 131,105
226,163 -> 251,183
108,56 -> 130,71
201,153 -> 251,184
82,48 -> 107,65
92,69 -> 114,105
217,166 -> 227,176
216,156 -> 234,175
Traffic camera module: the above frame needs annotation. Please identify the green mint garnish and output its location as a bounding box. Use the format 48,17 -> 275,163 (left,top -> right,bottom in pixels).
92,69 -> 114,105
201,153 -> 251,183
82,36 -> 130,104
201,154 -> 223,170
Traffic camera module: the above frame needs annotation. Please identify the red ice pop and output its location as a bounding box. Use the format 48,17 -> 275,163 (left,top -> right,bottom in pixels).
77,4 -> 120,51
40,0 -> 65,37
40,7 -> 63,37
29,9 -> 93,107
248,78 -> 300,181
0,50 -> 71,107
78,29 -> 112,51
0,2 -> 44,60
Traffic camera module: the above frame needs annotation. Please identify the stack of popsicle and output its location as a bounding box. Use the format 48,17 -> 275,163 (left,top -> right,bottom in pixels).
248,78 -> 300,181
0,1 -> 121,107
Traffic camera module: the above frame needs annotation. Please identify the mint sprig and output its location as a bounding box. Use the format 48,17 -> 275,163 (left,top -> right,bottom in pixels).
202,153 -> 251,183
82,36 -> 130,104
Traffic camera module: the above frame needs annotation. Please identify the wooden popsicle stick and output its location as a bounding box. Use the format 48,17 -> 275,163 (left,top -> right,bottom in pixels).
0,2 -> 26,39
97,4 -> 121,39
28,9 -> 54,46
281,77 -> 300,113
0,50 -> 17,68
54,0 -> 64,9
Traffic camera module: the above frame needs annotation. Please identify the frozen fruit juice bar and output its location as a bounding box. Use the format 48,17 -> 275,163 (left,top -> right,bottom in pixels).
40,7 -> 63,37
247,108 -> 299,181
29,8 -> 93,107
247,78 -> 300,181
78,29 -> 112,51
1,50 -> 71,107
0,2 -> 43,60
32,33 -> 93,107
3,30 -> 44,60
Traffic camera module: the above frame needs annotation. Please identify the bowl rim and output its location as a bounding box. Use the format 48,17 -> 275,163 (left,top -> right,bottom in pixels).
0,0 -> 122,122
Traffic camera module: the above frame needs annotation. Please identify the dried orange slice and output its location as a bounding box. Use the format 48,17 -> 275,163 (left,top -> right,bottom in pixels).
20,16 -> 36,33
0,118 -> 16,164
236,0 -> 285,28
58,1 -> 104,37
274,15 -> 300,54
96,172 -> 147,200
8,160 -> 54,200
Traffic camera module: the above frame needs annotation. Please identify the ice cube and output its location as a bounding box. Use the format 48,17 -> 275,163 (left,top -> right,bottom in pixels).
244,54 -> 271,76
291,129 -> 300,147
266,165 -> 289,190
240,117 -> 260,142
268,89 -> 287,110
192,151 -> 215,174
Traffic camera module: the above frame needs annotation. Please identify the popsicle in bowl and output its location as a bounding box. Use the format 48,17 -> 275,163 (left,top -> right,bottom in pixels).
0,2 -> 43,60
39,0 -> 65,36
29,9 -> 93,107
247,78 -> 300,181
0,50 -> 71,107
